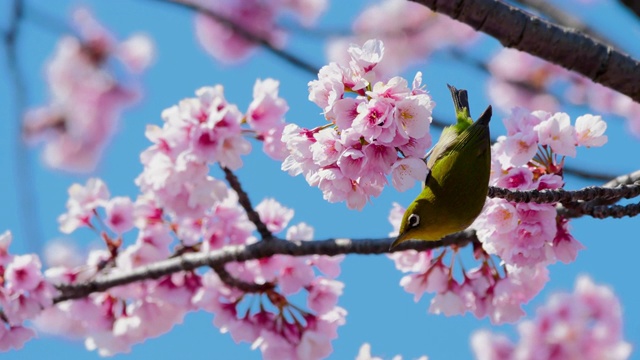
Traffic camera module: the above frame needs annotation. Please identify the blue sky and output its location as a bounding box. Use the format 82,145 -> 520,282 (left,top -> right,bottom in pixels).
1,0 -> 639,359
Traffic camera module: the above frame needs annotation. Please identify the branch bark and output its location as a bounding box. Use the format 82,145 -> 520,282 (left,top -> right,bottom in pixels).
410,0 -> 640,103
54,230 -> 476,303
51,169 -> 640,302
222,167 -> 273,240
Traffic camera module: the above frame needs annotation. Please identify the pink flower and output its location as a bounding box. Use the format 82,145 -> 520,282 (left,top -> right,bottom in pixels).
390,157 -> 428,192
116,34 -> 154,73
194,0 -> 283,63
470,330 -> 514,360
552,217 -> 585,264
24,9 -> 150,173
278,258 -> 316,295
575,114 -> 608,147
473,276 -> 631,360
429,282 -> 466,316
328,1 -> 475,77
104,197 -> 135,234
0,326 -> 35,351
393,95 -> 433,140
0,231 -> 13,266
256,198 -> 294,234
535,112 -> 577,157
58,178 -> 110,233
387,202 -> 405,236
307,278 -> 344,315
246,78 -> 289,133
5,255 -> 45,292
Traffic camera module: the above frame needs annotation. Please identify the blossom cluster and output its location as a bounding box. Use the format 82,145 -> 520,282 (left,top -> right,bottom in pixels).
388,205 -> 549,324
475,108 -> 608,268
193,0 -> 327,63
24,8 -> 154,172
135,78 -> 288,219
0,231 -> 55,351
327,0 -> 476,77
388,107 -> 608,323
282,39 -> 434,209
488,48 -> 640,137
41,166 -> 345,359
472,276 -> 631,360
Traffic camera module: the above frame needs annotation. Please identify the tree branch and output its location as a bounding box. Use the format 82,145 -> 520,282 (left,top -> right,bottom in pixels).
619,0 -> 640,18
148,0 -> 320,74
53,230 -> 476,303
222,167 -> 273,240
410,0 -> 640,103
488,181 -> 640,204
52,170 -> 640,301
211,263 -> 274,293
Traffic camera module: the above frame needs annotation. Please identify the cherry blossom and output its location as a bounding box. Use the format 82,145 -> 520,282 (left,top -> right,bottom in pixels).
193,0 -> 326,63
283,39 -> 434,209
327,0 -> 476,77
24,8 -> 154,172
471,276 -> 632,360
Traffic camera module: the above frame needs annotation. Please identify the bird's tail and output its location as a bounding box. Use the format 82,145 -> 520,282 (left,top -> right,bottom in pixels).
447,84 -> 470,117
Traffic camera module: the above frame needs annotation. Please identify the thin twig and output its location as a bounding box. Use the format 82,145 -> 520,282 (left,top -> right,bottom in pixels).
410,0 -> 640,103
148,0 -> 320,74
211,263 -> 274,293
221,167 -> 273,240
4,0 -> 42,254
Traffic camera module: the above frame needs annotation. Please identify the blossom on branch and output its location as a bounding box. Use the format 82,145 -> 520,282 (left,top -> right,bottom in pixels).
24,8 -> 154,172
471,276 -> 632,360
283,39 -> 434,209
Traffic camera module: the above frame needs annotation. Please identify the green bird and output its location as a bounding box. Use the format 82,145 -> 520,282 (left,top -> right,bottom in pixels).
391,85 -> 492,249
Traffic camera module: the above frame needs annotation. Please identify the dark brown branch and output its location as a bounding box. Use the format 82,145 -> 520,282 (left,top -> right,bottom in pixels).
564,201 -> 640,219
4,0 -> 42,253
488,182 -> 640,204
53,231 -> 476,303
410,0 -> 640,103
211,263 -> 274,293
222,167 -> 273,240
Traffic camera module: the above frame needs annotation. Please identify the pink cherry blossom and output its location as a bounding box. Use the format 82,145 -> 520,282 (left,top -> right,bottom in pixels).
327,0 -> 476,77
246,78 -> 289,133
535,112 -> 577,157
193,0 -> 326,63
472,276 -> 631,360
307,278 -> 344,314
256,198 -> 294,234
390,157 -> 428,192
24,9 -> 152,172
284,39 -> 433,209
104,197 -> 135,234
0,326 -> 35,351
575,114 -> 608,147
58,178 -> 110,233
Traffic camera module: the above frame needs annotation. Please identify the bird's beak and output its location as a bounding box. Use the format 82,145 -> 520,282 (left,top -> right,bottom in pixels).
389,233 -> 407,250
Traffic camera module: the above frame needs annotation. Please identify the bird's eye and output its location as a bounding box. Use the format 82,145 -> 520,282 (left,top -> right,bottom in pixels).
408,213 -> 420,228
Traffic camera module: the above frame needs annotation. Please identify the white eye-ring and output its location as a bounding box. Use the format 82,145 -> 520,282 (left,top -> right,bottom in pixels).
408,213 -> 420,228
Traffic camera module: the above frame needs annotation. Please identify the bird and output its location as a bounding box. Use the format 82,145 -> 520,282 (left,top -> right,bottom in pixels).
390,84 -> 492,249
